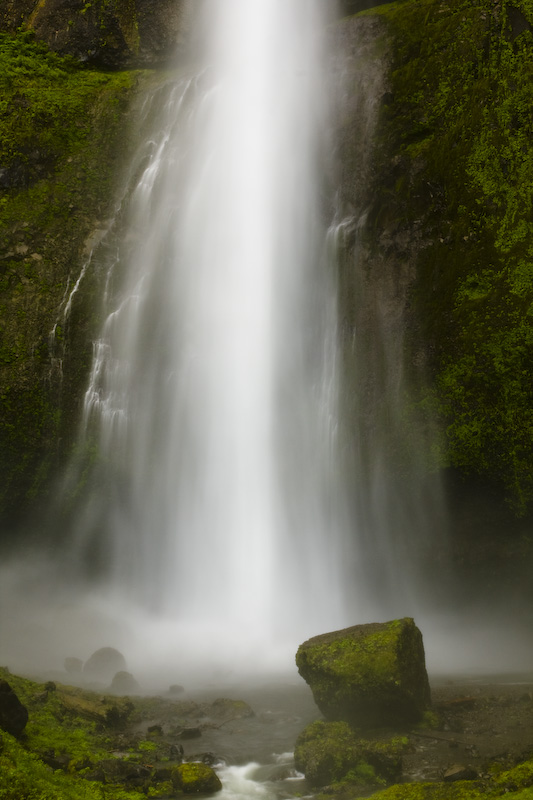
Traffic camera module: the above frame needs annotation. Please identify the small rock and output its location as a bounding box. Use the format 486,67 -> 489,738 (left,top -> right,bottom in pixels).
40,750 -> 70,771
147,724 -> 163,735
104,702 -> 134,728
188,752 -> 219,766
443,764 -> 478,782
209,698 -> 254,720
170,743 -> 184,759
153,766 -> 172,781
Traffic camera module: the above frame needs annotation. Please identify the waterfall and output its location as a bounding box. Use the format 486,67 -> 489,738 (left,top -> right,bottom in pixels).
52,0 -> 360,675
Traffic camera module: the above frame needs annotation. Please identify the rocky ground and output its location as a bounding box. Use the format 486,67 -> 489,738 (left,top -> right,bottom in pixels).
404,675 -> 533,784
1,665 -> 533,799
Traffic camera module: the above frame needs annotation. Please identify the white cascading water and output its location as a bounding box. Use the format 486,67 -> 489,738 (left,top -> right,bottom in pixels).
61,0 -> 358,674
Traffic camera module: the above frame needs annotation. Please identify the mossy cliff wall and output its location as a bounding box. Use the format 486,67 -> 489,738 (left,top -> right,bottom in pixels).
335,0 -> 533,533
0,0 -> 194,533
0,31 -> 147,529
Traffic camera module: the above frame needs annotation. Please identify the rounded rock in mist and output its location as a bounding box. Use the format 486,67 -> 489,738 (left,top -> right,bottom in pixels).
83,647 -> 127,683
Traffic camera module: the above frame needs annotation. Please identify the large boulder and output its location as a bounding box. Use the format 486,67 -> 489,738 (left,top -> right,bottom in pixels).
296,618 -> 431,728
0,679 -> 29,736
83,647 -> 127,683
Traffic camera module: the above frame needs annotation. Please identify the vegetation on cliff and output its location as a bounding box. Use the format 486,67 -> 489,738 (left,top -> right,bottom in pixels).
366,0 -> 533,514
0,31 -> 139,523
0,0 -> 191,68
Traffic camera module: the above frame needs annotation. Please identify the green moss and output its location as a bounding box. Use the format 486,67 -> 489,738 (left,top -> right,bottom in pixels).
0,733 -> 103,800
299,620 -> 405,682
296,619 -> 430,727
171,762 -> 222,793
0,32 -> 143,519
367,0 -> 533,513
137,740 -> 158,752
294,720 -> 407,789
417,710 -> 440,730
351,754 -> 533,799
365,783 -> 488,799
493,759 -> 533,791
294,720 -> 364,787
0,668 -> 151,800
0,667 -> 226,799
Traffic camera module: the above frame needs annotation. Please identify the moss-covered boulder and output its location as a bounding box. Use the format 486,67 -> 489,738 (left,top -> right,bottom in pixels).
171,762 -> 222,794
296,619 -> 431,728
294,719 -> 406,789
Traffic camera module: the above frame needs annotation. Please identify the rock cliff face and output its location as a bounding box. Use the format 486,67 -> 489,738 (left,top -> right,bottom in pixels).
0,32 -> 149,529
356,0 -> 533,519
330,1 -> 533,602
0,4 -> 194,532
1,0 -> 193,68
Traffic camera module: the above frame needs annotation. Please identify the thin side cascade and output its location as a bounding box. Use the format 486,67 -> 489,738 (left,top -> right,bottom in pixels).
61,0 -> 359,665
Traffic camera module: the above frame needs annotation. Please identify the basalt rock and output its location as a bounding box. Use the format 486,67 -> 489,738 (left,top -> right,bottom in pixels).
296,618 -> 431,728
109,670 -> 141,695
83,647 -> 127,683
0,679 -> 29,736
